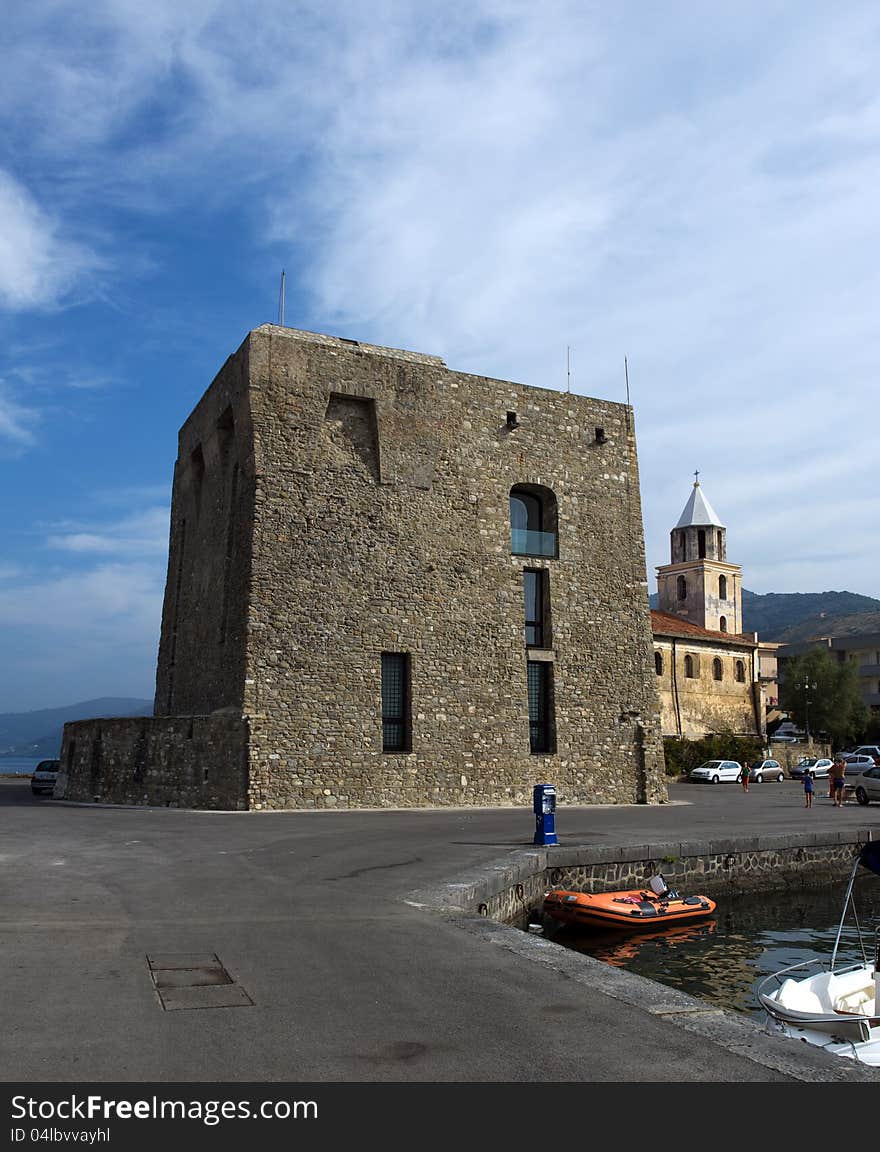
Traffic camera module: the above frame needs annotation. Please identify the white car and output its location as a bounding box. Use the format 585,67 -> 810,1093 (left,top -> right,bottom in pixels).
688,759 -> 742,784
30,759 -> 60,795
853,765 -> 880,806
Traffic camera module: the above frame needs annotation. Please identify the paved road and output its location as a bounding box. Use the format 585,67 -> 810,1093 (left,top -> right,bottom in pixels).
3,777 -> 879,1083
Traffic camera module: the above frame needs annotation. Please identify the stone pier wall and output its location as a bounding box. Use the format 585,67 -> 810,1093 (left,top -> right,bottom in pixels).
57,715 -> 249,810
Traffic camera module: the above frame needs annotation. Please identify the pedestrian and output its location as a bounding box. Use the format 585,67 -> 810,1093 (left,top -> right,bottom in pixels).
803,768 -> 814,809
738,761 -> 750,793
830,756 -> 847,808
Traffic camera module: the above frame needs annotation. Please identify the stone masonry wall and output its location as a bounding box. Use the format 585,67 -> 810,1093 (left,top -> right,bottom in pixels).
57,715 -> 248,809
240,326 -> 666,809
154,344 -> 254,717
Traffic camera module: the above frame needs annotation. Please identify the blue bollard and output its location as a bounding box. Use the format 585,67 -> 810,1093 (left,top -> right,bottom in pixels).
533,784 -> 558,845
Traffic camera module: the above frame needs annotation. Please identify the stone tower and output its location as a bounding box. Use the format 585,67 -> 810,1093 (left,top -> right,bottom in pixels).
656,477 -> 743,634
60,324 -> 668,810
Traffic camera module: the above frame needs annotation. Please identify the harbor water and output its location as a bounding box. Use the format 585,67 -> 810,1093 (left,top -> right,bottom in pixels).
544,878 -> 880,1019
0,756 -> 45,776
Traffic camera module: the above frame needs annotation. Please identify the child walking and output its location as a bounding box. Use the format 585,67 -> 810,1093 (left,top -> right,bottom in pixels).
803,768 -> 814,808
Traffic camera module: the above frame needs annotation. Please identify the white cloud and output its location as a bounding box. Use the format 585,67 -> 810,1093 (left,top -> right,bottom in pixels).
0,561 -> 161,711
0,380 -> 38,445
45,506 -> 170,558
0,169 -> 101,310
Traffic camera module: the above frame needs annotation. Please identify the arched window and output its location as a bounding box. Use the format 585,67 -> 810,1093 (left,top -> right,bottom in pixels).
735,660 -> 745,683
677,575 -> 687,601
719,575 -> 727,600
510,485 -> 558,557
684,654 -> 695,678
719,616 -> 727,633
713,657 -> 723,681
654,651 -> 663,676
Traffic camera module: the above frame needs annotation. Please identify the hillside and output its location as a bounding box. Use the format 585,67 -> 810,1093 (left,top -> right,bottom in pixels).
772,611 -> 880,645
741,590 -> 880,639
649,589 -> 880,642
0,697 -> 153,758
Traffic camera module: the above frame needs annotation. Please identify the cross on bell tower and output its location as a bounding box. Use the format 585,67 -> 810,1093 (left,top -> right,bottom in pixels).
656,476 -> 743,633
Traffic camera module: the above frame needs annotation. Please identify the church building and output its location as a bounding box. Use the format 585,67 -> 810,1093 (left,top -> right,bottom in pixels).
651,478 -> 764,739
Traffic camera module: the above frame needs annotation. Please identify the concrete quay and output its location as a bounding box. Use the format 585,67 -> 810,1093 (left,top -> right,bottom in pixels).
2,776 -> 879,1084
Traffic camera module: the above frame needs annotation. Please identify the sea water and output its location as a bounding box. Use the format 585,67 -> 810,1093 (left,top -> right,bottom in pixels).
0,756 -> 46,776
545,879 -> 880,1019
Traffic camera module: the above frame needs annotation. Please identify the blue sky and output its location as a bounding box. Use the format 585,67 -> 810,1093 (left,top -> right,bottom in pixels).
2,2 -> 878,712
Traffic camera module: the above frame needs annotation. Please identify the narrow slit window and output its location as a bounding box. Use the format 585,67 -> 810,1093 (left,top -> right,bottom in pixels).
654,651 -> 663,676
381,653 -> 410,753
524,569 -> 548,648
719,575 -> 727,600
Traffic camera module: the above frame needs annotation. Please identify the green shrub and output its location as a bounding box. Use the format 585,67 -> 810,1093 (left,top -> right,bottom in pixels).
663,733 -> 764,777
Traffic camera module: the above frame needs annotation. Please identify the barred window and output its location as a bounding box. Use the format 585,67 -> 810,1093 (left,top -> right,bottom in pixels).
381,653 -> 410,753
527,661 -> 554,754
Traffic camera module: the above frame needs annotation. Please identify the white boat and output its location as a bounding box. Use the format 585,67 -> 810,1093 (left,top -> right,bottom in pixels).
757,840 -> 880,1066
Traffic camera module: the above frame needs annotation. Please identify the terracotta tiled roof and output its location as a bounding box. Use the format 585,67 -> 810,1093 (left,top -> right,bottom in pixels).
650,609 -> 757,647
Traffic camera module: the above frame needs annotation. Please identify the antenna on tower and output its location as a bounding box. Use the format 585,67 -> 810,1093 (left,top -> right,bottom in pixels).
278,269 -> 286,327
566,346 -> 571,393
624,356 -> 630,406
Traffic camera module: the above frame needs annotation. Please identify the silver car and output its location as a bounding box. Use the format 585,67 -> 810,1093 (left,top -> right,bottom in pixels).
748,759 -> 785,783
843,754 -> 875,776
853,765 -> 880,806
790,757 -> 833,780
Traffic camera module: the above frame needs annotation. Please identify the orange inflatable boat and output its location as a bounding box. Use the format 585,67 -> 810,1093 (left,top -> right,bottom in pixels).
543,877 -> 716,931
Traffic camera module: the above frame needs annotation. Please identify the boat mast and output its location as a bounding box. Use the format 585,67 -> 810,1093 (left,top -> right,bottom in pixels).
830,852 -> 867,972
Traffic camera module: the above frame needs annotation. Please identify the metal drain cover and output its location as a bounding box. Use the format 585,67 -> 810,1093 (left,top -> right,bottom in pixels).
147,953 -> 254,1011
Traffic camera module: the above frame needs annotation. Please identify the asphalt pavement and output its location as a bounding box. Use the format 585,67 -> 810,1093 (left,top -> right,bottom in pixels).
2,775 -> 879,1084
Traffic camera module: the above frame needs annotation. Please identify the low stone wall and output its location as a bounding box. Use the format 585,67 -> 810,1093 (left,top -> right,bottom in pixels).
57,714 -> 249,810
414,830 -> 876,928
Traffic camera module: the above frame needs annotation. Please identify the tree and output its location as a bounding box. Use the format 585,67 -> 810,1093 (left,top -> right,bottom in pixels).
779,650 -> 868,747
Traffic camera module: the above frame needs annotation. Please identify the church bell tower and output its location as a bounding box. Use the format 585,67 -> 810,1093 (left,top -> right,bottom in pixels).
656,475 -> 743,633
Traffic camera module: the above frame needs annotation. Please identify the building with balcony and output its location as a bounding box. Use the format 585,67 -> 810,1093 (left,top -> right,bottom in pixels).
59,325 -> 667,810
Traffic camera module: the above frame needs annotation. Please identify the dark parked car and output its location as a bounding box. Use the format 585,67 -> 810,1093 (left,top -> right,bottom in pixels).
30,759 -> 60,795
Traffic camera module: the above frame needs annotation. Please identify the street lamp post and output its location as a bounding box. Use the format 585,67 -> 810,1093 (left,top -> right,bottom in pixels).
803,679 -> 817,745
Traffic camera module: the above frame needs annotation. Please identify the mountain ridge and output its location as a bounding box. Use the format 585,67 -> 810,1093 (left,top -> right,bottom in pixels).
649,589 -> 880,642
0,697 -> 153,758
